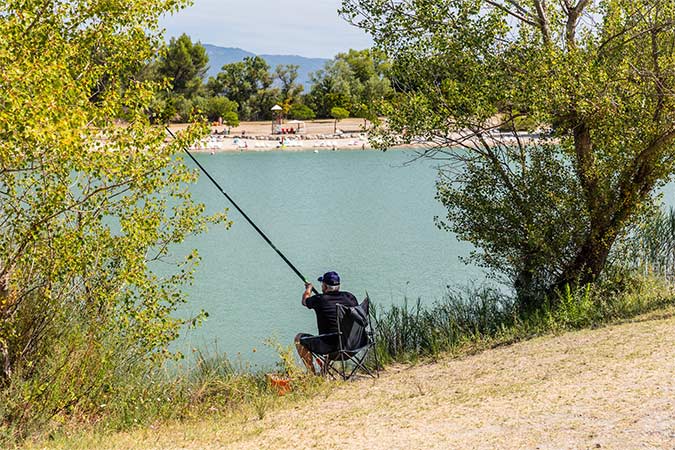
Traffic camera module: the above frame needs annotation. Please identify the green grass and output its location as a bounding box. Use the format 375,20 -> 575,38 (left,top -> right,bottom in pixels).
2,342 -> 326,449
371,275 -> 675,365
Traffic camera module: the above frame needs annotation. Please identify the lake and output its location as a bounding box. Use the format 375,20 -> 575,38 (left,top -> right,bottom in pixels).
173,148 -> 482,367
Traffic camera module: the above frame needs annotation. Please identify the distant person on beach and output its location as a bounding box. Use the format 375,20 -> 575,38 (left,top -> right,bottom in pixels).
295,271 -> 358,374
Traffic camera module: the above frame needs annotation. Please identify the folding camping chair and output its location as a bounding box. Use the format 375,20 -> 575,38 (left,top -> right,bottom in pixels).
300,296 -> 379,380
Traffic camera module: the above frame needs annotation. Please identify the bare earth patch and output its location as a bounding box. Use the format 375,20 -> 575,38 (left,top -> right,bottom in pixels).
56,311 -> 675,449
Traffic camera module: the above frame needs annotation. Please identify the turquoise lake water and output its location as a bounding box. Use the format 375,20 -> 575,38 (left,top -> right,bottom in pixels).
172,148 -> 480,368
173,150 -> 675,369
171,148 -> 675,368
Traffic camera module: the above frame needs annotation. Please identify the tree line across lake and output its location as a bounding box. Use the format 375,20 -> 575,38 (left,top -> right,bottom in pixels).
144,33 -> 394,125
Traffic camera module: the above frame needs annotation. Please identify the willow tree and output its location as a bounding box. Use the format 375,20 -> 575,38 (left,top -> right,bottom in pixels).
0,0 -> 224,432
342,0 -> 675,308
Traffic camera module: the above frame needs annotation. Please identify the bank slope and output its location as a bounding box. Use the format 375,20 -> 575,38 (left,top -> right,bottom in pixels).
51,309 -> 675,449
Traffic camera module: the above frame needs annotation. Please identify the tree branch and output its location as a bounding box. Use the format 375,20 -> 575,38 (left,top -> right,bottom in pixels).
533,0 -> 552,44
565,0 -> 591,48
484,0 -> 539,28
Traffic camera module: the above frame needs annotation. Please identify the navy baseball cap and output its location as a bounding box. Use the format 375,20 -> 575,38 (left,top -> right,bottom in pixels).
318,271 -> 340,286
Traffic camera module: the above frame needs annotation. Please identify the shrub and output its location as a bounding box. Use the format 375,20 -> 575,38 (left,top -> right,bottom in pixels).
289,104 -> 316,121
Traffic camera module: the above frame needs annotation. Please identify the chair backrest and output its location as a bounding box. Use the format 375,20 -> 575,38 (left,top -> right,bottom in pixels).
336,297 -> 371,352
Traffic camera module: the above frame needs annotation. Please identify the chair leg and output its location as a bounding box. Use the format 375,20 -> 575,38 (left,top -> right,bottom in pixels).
315,355 -> 336,379
346,352 -> 376,380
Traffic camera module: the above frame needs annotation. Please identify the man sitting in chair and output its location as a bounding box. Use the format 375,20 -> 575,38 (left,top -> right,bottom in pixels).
295,271 -> 358,374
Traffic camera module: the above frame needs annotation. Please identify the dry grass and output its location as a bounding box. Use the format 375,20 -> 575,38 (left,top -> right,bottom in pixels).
36,307 -> 675,449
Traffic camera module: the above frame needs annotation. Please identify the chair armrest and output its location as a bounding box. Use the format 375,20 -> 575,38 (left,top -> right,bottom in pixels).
301,332 -> 338,341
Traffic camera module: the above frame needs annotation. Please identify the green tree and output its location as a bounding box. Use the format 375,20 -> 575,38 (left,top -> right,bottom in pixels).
156,33 -> 209,98
341,0 -> 675,309
331,106 -> 350,133
0,0 -> 224,436
308,59 -> 360,117
145,34 -> 210,122
340,49 -> 392,124
289,103 -> 316,120
194,96 -> 240,125
208,56 -> 278,120
307,49 -> 393,119
275,64 -> 304,103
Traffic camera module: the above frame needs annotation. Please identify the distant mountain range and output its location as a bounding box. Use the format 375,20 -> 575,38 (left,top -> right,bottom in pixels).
203,44 -> 329,88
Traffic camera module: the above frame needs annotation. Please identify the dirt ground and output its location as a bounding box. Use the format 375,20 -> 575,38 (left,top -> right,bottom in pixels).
222,118 -> 370,136
167,118 -> 377,152
170,118 -> 370,137
60,308 -> 675,449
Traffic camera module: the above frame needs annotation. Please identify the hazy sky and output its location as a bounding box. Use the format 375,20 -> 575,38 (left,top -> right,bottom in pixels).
159,0 -> 373,58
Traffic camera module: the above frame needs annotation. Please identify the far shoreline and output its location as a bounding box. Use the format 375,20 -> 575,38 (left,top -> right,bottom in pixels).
190,135 -> 372,153
168,118 -> 431,153
169,118 -> 544,154
186,136 -> 430,153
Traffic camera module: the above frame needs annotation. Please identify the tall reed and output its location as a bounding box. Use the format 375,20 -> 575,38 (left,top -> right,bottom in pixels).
372,275 -> 675,364
614,206 -> 675,279
372,286 -> 517,363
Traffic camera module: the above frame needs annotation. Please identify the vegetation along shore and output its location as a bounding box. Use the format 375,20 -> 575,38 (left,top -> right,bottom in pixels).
4,0 -> 675,448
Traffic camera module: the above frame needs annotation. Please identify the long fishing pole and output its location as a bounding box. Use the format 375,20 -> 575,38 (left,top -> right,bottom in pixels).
165,127 -> 319,295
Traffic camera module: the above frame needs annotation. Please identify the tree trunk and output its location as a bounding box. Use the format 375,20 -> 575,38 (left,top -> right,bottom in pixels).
0,270 -> 12,381
550,209 -> 621,299
1,344 -> 10,381
515,267 -> 539,312
546,119 -> 613,297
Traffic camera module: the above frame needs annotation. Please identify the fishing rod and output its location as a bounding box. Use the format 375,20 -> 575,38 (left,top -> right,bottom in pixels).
165,127 -> 319,295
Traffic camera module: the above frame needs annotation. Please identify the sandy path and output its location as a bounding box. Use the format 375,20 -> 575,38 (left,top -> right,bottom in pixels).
222,312 -> 675,450
63,310 -> 675,449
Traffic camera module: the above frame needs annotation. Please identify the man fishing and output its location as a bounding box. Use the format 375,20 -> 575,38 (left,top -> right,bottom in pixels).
295,271 -> 358,374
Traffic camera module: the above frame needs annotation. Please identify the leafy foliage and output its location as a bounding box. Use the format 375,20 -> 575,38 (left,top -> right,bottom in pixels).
330,106 -> 350,121
342,0 -> 675,308
207,56 -> 277,121
156,33 -> 209,98
331,107 -> 350,133
275,64 -> 304,104
145,33 -> 214,123
0,0 -> 227,439
195,96 -> 240,125
307,48 -> 393,119
146,42 -> 393,123
288,103 -> 316,121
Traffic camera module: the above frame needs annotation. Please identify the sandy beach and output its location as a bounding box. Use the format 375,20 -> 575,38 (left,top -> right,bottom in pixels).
168,118 -> 545,152
170,118 -> 376,152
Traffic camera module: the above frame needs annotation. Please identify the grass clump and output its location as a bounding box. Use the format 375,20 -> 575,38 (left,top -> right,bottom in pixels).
373,275 -> 675,365
5,343 -> 324,449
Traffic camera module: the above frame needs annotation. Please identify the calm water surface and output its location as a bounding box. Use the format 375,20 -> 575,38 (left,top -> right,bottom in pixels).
173,149 -> 481,366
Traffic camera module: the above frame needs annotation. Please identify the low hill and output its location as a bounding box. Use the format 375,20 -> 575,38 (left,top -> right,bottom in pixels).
202,44 -> 329,88
50,307 -> 675,449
